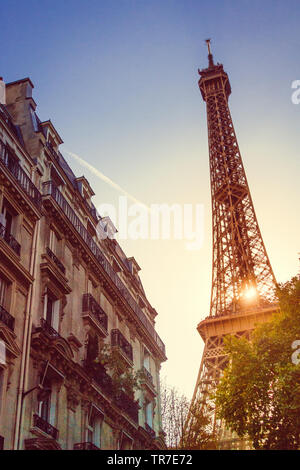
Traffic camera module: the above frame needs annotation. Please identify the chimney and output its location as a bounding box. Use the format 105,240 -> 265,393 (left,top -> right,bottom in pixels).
0,78 -> 6,105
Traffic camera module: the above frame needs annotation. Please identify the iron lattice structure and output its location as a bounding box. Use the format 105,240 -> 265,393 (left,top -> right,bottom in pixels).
187,42 -> 277,449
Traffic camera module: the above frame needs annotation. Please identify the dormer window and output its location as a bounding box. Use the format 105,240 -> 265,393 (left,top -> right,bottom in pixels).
127,257 -> 141,278
75,177 -> 95,201
30,107 -> 39,132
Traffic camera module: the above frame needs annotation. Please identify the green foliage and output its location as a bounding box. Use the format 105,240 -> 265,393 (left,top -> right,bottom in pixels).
93,343 -> 145,397
181,401 -> 217,450
214,277 -> 300,449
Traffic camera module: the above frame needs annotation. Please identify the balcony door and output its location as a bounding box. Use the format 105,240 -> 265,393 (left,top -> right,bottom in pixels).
43,290 -> 60,332
38,377 -> 52,423
0,276 -> 7,308
1,204 -> 13,236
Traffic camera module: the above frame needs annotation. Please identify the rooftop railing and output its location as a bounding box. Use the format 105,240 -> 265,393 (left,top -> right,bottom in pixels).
0,140 -> 42,209
43,180 -> 166,356
45,142 -> 99,223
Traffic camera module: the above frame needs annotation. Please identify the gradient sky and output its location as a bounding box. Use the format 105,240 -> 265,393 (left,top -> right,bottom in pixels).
1,0 -> 299,399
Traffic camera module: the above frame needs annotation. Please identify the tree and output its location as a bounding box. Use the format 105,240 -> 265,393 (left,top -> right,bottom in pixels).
214,277 -> 300,449
86,338 -> 144,397
160,380 -> 216,449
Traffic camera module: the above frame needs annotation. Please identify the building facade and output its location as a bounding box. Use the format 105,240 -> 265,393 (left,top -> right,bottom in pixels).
0,77 -> 167,450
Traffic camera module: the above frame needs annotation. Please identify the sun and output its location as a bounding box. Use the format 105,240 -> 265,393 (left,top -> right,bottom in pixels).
243,286 -> 257,300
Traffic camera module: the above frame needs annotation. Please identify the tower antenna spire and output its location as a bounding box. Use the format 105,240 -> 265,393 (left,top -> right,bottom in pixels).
205,38 -> 214,67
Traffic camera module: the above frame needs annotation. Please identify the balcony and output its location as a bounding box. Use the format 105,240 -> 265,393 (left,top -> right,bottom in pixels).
145,423 -> 156,439
42,181 -> 166,358
83,361 -> 139,424
84,359 -> 114,395
74,442 -> 100,450
0,304 -> 15,331
32,414 -> 59,440
0,140 -> 42,209
36,318 -> 61,339
111,329 -> 133,364
82,293 -> 108,337
45,141 -> 60,162
0,222 -> 21,256
143,366 -> 154,384
46,247 -> 66,274
115,391 -> 139,424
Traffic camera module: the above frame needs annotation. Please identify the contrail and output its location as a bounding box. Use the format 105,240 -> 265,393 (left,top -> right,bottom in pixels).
65,149 -> 150,211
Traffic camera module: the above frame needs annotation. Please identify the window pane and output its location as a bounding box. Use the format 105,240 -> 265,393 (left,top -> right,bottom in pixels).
0,277 -> 7,307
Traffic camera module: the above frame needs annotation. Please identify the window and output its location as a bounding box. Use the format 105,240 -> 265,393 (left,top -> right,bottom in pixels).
30,107 -> 39,132
0,368 -> 4,413
86,334 -> 99,364
38,377 -> 52,422
49,229 -> 59,255
43,290 -> 60,332
119,432 -> 133,450
145,400 -> 153,428
0,276 -> 8,308
86,407 -> 103,448
1,202 -> 14,236
143,349 -> 151,372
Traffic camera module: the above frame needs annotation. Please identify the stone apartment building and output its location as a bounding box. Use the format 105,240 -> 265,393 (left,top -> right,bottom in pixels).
0,77 -> 167,450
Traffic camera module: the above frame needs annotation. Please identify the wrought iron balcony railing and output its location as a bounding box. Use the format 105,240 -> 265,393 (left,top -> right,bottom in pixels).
45,143 -> 99,223
33,414 -> 59,440
0,221 -> 21,256
45,141 -> 60,162
0,140 -> 42,209
46,247 -> 66,274
82,293 -> 108,333
42,180 -> 165,357
111,329 -> 133,363
142,366 -> 154,385
115,391 -> 139,424
38,318 -> 61,339
0,304 -> 15,331
83,360 -> 139,424
74,442 -> 100,450
145,422 -> 156,439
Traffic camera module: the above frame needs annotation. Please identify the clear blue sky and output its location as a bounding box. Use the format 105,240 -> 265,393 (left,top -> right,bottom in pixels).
1,0 -> 299,398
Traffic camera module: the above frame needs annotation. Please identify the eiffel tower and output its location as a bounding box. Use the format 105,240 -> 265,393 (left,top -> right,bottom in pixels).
188,41 -> 278,449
